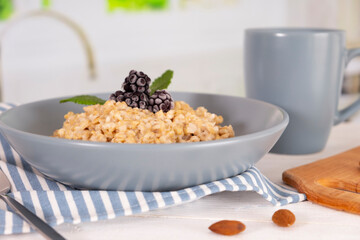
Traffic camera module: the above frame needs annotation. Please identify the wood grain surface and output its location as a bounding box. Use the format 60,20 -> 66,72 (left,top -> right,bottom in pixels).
283,146 -> 360,214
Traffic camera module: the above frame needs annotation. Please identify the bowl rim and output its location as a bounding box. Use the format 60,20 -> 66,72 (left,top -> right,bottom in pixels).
0,91 -> 289,149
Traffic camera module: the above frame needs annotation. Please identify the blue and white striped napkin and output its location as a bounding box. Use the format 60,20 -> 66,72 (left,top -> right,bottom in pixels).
0,103 -> 306,235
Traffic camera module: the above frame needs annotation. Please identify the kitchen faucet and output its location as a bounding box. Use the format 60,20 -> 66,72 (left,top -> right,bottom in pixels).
0,9 -> 96,102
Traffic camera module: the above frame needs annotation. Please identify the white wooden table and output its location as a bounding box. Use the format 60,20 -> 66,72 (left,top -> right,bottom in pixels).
1,122 -> 360,240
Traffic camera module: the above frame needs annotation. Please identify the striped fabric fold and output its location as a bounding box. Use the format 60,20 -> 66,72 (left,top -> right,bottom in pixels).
0,103 -> 306,235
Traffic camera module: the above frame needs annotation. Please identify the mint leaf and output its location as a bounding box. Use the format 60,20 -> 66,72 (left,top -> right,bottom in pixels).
60,95 -> 106,105
150,70 -> 173,95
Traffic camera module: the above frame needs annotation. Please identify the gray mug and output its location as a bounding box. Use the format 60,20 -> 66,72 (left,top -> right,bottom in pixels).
244,28 -> 360,154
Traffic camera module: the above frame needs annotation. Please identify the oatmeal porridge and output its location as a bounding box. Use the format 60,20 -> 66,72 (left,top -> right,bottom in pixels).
53,100 -> 234,143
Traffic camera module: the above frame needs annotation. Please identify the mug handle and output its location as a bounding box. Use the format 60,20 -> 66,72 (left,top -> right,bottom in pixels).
334,48 -> 360,125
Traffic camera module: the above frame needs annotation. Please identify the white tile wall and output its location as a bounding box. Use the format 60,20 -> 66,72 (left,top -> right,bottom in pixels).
1,0 -> 288,103
0,0 -> 350,106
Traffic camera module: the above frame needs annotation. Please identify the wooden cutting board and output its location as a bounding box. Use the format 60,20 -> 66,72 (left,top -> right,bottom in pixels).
283,146 -> 360,214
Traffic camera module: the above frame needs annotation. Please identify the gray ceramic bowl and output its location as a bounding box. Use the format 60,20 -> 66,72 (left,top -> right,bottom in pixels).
0,92 -> 288,191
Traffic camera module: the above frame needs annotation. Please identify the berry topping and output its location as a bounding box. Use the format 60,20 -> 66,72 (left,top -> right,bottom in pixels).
110,91 -> 148,110
122,70 -> 151,94
109,70 -> 174,113
148,90 -> 174,113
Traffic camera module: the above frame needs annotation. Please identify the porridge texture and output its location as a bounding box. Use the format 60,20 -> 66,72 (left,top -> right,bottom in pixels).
53,100 -> 234,143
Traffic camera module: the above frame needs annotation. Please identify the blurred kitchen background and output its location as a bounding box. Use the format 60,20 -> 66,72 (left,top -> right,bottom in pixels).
0,0 -> 360,116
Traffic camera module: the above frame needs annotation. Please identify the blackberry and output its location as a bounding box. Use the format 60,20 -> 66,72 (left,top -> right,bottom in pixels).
122,70 -> 151,94
110,90 -> 148,110
148,90 -> 174,113
110,70 -> 151,110
109,90 -> 124,101
110,70 -> 174,113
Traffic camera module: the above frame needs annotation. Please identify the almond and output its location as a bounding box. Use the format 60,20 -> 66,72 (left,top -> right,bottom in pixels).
272,209 -> 296,227
209,220 -> 246,236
